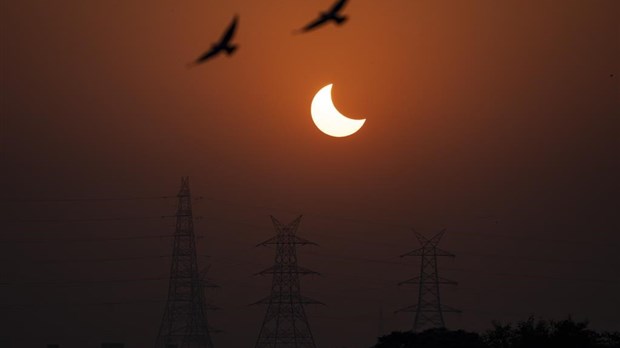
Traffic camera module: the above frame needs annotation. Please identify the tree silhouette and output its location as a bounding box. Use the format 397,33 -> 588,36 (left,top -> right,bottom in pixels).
485,322 -> 513,348
483,316 -> 612,348
373,316 -> 620,348
375,328 -> 484,348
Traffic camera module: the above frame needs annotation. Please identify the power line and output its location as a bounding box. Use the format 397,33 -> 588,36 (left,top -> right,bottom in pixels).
306,248 -> 602,268
1,215 -> 177,224
203,210 -> 617,249
316,264 -> 620,288
199,197 -> 591,245
8,195 -> 175,202
1,262 -> 617,289
0,234 -> 183,244
3,254 -> 173,264
2,245 -> 608,286
3,276 -> 168,287
443,267 -> 620,285
0,299 -> 167,309
0,254 -> 212,265
6,193 -> 617,247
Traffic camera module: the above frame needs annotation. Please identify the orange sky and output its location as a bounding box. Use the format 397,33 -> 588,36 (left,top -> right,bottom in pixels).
1,0 -> 619,347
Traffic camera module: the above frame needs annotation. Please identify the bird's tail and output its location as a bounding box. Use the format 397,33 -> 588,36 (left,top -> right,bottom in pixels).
334,15 -> 348,25
224,44 -> 238,55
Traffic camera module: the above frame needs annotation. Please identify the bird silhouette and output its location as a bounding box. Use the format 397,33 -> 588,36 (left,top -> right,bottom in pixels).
296,0 -> 349,34
188,15 -> 239,67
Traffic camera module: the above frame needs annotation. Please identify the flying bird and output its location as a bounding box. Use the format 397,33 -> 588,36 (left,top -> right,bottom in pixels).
188,15 -> 239,67
296,0 -> 349,34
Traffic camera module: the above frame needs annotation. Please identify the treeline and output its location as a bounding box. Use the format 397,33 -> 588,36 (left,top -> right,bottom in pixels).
373,317 -> 620,348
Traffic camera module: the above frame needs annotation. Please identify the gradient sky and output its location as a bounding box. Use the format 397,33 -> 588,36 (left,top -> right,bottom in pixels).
1,0 -> 619,347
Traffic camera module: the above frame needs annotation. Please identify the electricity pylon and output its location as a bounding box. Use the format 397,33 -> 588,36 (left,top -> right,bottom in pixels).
253,215 -> 322,348
156,177 -> 215,348
396,229 -> 460,332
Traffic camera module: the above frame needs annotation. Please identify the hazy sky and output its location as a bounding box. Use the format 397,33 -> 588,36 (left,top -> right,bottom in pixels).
1,0 -> 619,347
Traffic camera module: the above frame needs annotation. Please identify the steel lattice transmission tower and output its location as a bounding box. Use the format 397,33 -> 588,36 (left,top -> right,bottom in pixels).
253,215 -> 322,348
396,229 -> 460,332
156,177 -> 215,348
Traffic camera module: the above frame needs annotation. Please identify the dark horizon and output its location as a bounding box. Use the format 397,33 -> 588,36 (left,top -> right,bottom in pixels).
1,0 -> 618,347
1,177 -> 618,347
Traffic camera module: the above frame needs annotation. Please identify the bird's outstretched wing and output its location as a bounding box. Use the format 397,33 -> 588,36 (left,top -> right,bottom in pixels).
189,47 -> 220,66
188,15 -> 238,67
328,0 -> 348,14
197,48 -> 219,63
218,15 -> 238,45
298,16 -> 328,33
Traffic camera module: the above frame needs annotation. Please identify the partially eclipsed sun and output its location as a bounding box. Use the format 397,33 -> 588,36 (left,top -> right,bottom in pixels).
311,84 -> 366,137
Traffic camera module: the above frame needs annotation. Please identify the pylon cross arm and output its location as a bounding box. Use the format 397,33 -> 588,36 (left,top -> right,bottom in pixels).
292,236 -> 319,246
256,235 -> 318,247
256,236 -> 278,247
249,296 -> 272,306
402,248 -> 454,257
400,248 -> 424,257
437,276 -> 457,285
399,276 -> 456,285
440,305 -> 462,313
255,265 -> 320,276
434,248 -> 455,257
398,276 -> 420,285
300,295 -> 325,305
250,295 -> 324,306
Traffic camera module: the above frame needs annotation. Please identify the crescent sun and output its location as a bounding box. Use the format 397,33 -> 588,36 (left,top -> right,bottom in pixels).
311,84 -> 366,137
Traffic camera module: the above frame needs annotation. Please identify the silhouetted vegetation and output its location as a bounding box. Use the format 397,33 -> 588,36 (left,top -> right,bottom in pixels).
374,328 -> 485,348
374,317 -> 620,348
